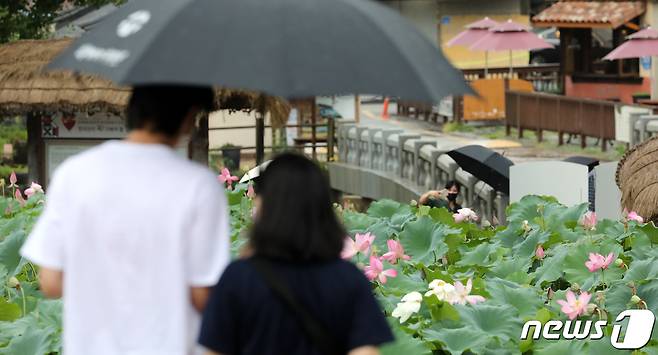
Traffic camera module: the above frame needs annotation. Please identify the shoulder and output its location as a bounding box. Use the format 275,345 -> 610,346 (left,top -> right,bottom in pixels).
321,259 -> 371,287
218,260 -> 253,281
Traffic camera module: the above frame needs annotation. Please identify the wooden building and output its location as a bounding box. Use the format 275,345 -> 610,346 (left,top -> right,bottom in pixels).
533,1 -> 649,103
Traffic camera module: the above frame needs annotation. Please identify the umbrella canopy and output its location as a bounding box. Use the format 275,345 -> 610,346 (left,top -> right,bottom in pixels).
239,160 -> 272,183
446,17 -> 498,47
604,27 -> 658,60
48,0 -> 472,103
563,156 -> 600,172
446,145 -> 514,195
470,20 -> 553,51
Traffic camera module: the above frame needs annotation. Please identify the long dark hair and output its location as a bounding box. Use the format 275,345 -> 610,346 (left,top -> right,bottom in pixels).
250,153 -> 345,262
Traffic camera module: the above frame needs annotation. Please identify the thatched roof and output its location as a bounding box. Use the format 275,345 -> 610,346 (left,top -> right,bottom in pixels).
0,38 -> 128,115
0,38 -> 290,127
616,137 -> 658,222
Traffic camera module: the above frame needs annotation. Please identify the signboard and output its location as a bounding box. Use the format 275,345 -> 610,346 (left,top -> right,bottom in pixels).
510,161 -> 588,206
42,112 -> 126,139
595,162 -> 622,220
45,140 -> 190,185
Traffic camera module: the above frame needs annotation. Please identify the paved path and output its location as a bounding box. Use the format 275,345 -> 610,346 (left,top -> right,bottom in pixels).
357,102 -> 581,164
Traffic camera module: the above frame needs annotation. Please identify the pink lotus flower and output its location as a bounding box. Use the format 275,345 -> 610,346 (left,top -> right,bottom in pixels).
24,182 -> 43,198
218,168 -> 239,189
450,279 -> 485,305
381,239 -> 410,264
627,211 -> 644,224
8,171 -> 17,189
535,245 -> 545,260
364,255 -> 397,284
341,232 -> 375,259
585,252 -> 614,272
581,211 -> 597,230
246,184 -> 256,198
14,189 -> 25,207
557,290 -> 592,320
453,208 -> 478,223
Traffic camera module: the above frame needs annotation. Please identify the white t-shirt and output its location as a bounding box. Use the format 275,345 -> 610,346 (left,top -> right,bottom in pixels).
21,141 -> 230,355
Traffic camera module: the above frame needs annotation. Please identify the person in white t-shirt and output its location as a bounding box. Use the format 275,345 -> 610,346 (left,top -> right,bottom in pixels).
20,86 -> 230,355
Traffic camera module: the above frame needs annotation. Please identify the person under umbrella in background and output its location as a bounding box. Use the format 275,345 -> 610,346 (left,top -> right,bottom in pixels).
20,86 -> 230,355
199,153 -> 393,355
419,180 -> 462,213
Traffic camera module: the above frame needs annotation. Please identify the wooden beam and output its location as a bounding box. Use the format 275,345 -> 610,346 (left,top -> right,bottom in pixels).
26,113 -> 44,186
533,22 -> 613,29
188,112 -> 209,166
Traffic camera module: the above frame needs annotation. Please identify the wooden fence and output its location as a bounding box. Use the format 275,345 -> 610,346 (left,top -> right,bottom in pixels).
505,90 -> 617,151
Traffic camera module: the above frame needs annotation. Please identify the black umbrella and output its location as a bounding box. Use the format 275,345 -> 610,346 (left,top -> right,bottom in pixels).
446,145 -> 514,195
47,0 -> 472,102
563,156 -> 599,172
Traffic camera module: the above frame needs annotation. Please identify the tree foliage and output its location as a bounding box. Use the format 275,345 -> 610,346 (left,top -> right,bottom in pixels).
0,0 -> 125,43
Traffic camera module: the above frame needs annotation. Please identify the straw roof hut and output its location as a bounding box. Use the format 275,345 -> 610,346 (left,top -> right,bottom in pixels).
616,137 -> 658,222
0,38 -> 290,126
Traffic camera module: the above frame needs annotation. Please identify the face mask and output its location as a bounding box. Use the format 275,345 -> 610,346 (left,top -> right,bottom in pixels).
447,193 -> 458,201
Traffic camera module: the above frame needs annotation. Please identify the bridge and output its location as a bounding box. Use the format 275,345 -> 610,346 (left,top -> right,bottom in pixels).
328,118 -> 510,225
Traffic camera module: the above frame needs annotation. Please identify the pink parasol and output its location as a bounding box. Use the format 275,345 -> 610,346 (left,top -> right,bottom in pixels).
470,20 -> 553,75
604,27 -> 658,60
446,17 -> 498,76
446,17 -> 498,47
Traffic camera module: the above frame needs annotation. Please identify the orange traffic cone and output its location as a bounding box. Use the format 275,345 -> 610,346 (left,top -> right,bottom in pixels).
382,97 -> 389,119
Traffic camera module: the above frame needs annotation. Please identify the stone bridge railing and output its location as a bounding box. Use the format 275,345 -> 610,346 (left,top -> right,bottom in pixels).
328,119 -> 509,225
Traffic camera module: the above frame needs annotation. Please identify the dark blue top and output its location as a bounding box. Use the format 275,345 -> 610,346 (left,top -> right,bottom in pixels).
199,258 -> 393,355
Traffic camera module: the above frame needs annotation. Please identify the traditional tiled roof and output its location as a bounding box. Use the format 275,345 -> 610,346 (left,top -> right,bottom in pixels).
532,1 -> 645,29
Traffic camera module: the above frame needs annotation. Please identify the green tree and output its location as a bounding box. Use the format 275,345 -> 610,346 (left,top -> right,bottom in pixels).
0,0 -> 125,43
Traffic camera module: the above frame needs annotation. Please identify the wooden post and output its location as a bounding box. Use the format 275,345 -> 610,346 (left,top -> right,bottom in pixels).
558,132 -> 564,146
188,112 -> 209,166
327,114 -> 335,162
255,113 -> 265,165
354,95 -> 360,123
26,113 -> 44,185
311,97 -> 317,160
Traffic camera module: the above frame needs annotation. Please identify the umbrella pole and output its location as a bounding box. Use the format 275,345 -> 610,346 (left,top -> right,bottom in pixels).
509,50 -> 513,77
484,51 -> 489,78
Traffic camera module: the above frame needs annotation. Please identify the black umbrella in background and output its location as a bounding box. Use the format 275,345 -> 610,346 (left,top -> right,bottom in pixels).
47,0 -> 472,102
446,145 -> 514,195
563,156 -> 599,172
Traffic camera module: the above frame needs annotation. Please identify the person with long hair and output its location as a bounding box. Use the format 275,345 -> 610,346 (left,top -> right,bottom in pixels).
199,153 -> 393,355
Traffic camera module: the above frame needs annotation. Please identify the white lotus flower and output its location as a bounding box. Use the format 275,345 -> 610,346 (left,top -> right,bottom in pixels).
425,279 -> 456,302
391,291 -> 423,323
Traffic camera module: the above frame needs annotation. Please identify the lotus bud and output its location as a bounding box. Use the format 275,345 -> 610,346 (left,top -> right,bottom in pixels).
7,277 -> 19,288
627,281 -> 636,289
631,295 -> 642,304
585,303 -> 598,316
410,200 -> 418,207
570,283 -> 581,292
596,291 -> 605,304
535,245 -> 545,260
615,258 -> 624,268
